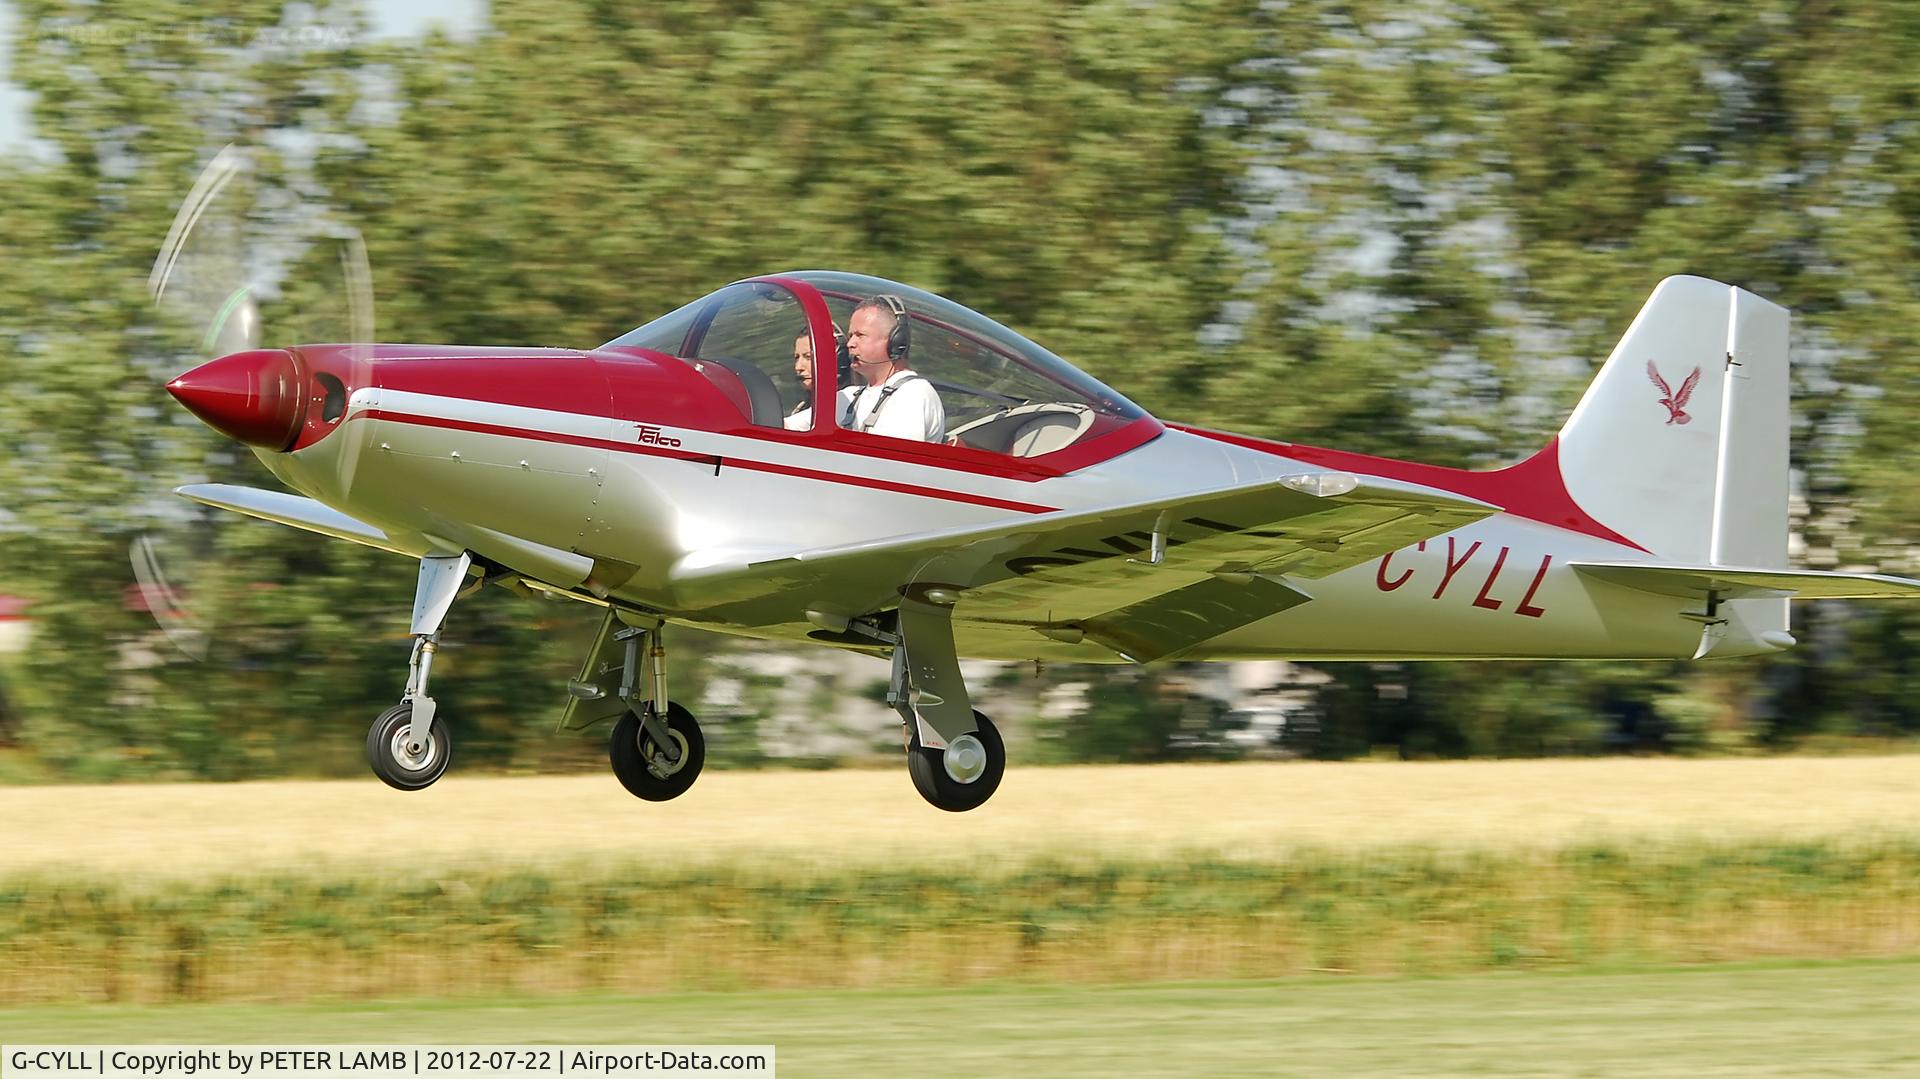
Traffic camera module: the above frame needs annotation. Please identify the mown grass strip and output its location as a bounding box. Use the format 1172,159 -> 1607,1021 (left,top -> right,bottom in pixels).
2,838 -> 1917,1004
9,961 -> 1920,1079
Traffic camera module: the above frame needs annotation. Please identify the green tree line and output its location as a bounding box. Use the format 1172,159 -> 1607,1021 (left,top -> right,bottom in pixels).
2,0 -> 1918,779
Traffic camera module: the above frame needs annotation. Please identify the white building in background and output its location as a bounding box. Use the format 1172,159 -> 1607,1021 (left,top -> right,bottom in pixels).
702,646 -> 902,759
0,595 -> 28,654
1222,660 -> 1333,749
701,640 -> 1327,760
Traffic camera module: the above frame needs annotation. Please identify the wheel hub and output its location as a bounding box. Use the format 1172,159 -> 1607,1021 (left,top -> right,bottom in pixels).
943,734 -> 987,784
645,729 -> 690,779
389,726 -> 438,772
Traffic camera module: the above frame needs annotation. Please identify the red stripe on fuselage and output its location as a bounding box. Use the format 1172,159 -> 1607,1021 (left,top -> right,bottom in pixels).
354,408 -> 1059,515
1173,425 -> 1648,553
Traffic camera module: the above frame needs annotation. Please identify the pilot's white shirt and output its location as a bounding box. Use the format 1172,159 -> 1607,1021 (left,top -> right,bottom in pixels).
844,369 -> 945,442
783,387 -> 859,432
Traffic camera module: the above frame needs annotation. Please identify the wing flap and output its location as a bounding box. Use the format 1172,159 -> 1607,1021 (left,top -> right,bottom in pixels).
1077,575 -> 1315,662
1572,561 -> 1920,600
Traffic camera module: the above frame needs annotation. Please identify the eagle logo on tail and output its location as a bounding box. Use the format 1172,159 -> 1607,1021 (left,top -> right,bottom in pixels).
1647,360 -> 1700,425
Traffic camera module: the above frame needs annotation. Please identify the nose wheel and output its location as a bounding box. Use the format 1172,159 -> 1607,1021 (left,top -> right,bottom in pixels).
610,701 -> 705,801
366,701 -> 451,791
907,710 -> 1004,812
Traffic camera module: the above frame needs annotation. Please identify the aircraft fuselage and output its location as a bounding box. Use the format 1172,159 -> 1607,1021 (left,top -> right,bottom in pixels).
259,359 -> 1717,664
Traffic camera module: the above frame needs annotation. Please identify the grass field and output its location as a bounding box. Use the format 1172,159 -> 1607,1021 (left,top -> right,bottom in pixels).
5,756 -> 1920,879
5,960 -> 1919,1078
4,757 -> 1919,1010
7,839 -> 1917,1004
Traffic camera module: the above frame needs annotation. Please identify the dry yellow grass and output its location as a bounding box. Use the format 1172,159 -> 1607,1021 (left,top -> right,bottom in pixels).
3,756 -> 1918,880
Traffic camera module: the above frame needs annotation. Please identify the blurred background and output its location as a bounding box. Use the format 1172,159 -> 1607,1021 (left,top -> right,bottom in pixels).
4,0 -> 1920,784
4,6 -> 1920,1071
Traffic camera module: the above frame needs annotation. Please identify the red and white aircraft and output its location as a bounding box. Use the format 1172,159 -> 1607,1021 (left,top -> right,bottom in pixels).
161,268 -> 1920,810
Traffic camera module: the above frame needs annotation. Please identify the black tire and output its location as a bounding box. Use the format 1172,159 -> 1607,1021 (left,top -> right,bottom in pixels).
610,701 -> 705,801
366,702 -> 451,791
907,710 -> 1004,812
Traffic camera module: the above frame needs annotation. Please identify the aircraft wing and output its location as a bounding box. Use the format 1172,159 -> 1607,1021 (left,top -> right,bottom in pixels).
175,483 -> 417,556
676,472 -> 1498,661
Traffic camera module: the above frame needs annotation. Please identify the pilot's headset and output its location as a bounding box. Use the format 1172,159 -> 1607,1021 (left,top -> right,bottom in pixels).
877,294 -> 911,360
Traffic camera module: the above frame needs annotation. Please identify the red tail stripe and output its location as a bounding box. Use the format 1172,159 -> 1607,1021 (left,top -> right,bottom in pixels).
1173,426 -> 1648,553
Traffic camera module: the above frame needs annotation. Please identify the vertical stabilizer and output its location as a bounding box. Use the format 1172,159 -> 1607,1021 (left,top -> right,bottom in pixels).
1552,276 -> 1791,653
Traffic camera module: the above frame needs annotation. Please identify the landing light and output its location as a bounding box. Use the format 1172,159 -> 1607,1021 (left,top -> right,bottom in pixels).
1279,471 -> 1359,498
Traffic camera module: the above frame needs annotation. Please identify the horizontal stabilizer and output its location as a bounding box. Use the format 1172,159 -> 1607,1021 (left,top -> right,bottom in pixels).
1572,561 -> 1920,600
175,483 -> 414,556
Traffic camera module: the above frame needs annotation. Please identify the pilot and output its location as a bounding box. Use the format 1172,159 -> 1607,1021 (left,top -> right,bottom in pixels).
784,326 -> 856,432
843,294 -> 945,441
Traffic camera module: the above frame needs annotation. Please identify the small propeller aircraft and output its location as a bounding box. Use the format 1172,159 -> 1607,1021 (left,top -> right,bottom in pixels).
156,262 -> 1920,809
144,146 -> 1920,809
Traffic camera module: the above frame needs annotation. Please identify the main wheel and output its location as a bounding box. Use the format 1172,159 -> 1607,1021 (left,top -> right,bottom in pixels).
610,701 -> 705,801
907,710 -> 1004,812
366,702 -> 450,791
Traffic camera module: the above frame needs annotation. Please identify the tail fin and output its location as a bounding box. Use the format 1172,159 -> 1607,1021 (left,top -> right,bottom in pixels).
1554,276 -> 1790,654
1556,275 -> 1789,565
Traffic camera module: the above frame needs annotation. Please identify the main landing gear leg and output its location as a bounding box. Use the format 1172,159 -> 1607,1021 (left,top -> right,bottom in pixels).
606,622 -> 705,802
367,552 -> 471,791
892,594 -> 1005,812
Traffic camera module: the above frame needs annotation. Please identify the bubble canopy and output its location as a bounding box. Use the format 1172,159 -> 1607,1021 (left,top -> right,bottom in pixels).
606,271 -> 1157,465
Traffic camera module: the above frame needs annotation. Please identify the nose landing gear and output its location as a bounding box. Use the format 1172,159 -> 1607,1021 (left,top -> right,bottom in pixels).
366,552 -> 471,791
